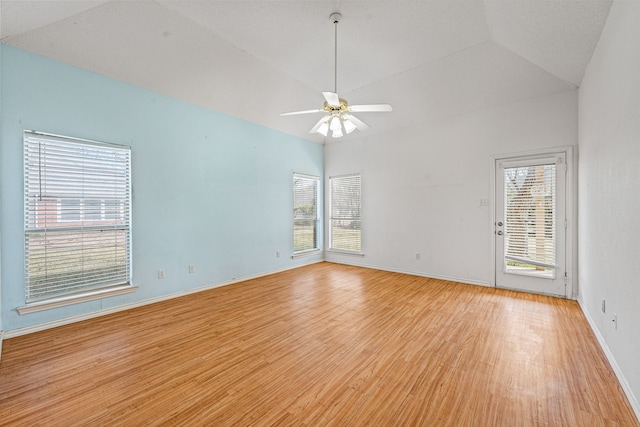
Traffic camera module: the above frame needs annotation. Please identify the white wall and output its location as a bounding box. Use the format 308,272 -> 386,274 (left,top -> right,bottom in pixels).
325,90 -> 578,287
578,0 -> 640,418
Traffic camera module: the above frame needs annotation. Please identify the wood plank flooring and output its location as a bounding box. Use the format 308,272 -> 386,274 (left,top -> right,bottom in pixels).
0,262 -> 637,426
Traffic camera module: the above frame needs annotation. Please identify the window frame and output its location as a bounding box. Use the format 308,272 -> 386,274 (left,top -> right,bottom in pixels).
329,173 -> 363,255
292,173 -> 321,256
21,131 -> 134,312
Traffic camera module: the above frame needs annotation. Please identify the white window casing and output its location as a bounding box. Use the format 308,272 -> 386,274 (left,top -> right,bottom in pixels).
293,173 -> 320,255
23,131 -> 132,306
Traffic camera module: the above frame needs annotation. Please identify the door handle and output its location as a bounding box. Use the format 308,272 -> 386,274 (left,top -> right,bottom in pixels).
497,230 -> 503,235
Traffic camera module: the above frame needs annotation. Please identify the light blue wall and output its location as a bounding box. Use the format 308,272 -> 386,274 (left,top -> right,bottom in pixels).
0,43 -> 4,334
0,44 -> 323,331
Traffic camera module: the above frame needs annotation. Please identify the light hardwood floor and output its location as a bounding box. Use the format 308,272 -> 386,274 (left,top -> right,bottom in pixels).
0,262 -> 637,426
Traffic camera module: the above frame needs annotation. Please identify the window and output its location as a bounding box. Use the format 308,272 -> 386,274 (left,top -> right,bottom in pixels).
293,173 -> 320,254
329,174 -> 361,253
503,163 -> 556,277
24,131 -> 132,303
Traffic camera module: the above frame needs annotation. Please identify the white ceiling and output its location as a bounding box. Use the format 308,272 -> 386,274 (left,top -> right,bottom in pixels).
0,0 -> 612,143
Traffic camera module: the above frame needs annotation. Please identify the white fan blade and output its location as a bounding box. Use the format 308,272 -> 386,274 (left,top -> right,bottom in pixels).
280,109 -> 323,116
309,116 -> 329,134
322,91 -> 341,107
346,115 -> 369,131
350,104 -> 393,113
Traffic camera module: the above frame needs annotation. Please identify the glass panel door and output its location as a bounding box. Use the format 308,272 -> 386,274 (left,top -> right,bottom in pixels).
495,154 -> 567,296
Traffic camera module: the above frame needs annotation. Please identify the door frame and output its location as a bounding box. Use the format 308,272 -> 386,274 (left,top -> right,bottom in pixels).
489,146 -> 576,298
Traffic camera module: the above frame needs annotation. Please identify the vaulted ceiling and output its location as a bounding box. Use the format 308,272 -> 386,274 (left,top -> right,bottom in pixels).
0,1 -> 612,143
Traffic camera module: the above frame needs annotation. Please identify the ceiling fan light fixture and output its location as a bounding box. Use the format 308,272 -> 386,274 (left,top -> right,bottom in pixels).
330,116 -> 342,131
343,118 -> 357,134
317,121 -> 329,136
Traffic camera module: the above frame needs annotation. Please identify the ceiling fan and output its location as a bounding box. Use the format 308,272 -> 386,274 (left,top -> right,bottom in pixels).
280,12 -> 393,138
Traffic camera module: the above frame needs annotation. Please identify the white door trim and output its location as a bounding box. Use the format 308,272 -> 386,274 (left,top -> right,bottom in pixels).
489,146 -> 575,298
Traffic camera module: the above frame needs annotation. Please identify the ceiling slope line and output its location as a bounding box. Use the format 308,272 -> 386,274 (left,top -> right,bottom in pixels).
0,1 -> 110,42
480,0 -> 496,41
342,86 -> 578,144
490,38 -> 579,90
154,0 -> 320,96
347,38 -> 493,95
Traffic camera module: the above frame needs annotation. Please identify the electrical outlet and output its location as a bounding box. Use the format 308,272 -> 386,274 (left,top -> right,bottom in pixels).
612,314 -> 617,330
188,265 -> 195,274
415,253 -> 421,260
276,250 -> 280,258
158,269 -> 165,279
601,299 -> 606,313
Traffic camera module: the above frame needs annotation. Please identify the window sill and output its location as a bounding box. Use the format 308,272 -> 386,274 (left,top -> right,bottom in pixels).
17,285 -> 138,315
327,249 -> 365,257
291,249 -> 322,259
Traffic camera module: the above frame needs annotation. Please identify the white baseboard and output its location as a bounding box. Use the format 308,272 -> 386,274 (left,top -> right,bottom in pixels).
325,258 -> 492,288
3,259 -> 324,339
577,297 -> 640,422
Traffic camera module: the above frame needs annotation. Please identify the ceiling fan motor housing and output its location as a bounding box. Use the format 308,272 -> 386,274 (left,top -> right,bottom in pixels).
324,99 -> 349,113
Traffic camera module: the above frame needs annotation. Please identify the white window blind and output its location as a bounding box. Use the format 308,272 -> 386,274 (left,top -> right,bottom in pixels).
24,131 -> 131,303
330,174 -> 361,253
504,163 -> 556,276
293,174 -> 319,253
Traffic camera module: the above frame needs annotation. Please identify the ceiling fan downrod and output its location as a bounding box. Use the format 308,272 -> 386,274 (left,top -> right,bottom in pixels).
330,13 -> 342,94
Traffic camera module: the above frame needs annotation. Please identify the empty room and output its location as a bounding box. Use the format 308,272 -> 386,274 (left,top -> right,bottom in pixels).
0,0 -> 639,425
